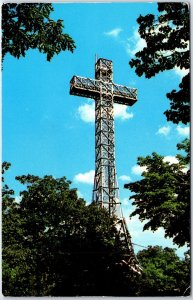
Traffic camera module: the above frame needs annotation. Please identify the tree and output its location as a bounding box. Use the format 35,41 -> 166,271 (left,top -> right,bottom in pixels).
136,246 -> 190,296
3,167 -> 190,296
129,3 -> 190,124
2,170 -> 138,296
2,3 -> 76,62
2,162 -> 22,248
2,163 -> 34,295
2,164 -> 36,296
124,139 -> 190,247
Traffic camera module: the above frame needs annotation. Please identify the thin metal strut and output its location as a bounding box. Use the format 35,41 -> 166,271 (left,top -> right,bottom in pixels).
70,58 -> 142,275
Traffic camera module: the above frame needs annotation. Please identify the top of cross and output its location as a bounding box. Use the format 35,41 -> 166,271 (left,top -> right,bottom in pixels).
70,58 -> 138,106
95,58 -> 113,83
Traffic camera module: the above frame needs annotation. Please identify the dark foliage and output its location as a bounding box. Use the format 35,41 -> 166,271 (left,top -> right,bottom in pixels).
129,3 -> 190,124
124,139 -> 190,247
2,169 -> 138,296
2,3 -> 76,62
136,246 -> 190,296
2,165 -> 190,296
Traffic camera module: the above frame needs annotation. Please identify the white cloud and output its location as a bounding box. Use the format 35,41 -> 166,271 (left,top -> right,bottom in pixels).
15,195 -> 22,203
182,166 -> 189,174
173,40 -> 189,78
126,27 -> 189,81
126,28 -> 146,57
131,157 -> 180,175
164,155 -> 190,173
156,125 -> 189,138
132,165 -> 147,176
125,212 -> 188,257
122,197 -> 130,206
176,125 -> 190,137
157,125 -> 171,136
174,67 -> 189,79
119,175 -> 131,182
78,102 -> 133,123
78,102 -> 95,123
114,104 -> 134,120
77,190 -> 84,198
163,156 -> 179,164
126,214 -> 168,243
104,28 -> 123,38
74,170 -> 95,185
126,214 -> 144,238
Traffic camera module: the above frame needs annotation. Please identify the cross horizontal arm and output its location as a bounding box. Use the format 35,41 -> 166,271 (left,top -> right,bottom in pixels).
70,76 -> 137,106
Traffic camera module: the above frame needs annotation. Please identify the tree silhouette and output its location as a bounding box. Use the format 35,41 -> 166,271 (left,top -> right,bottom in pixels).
2,3 -> 76,62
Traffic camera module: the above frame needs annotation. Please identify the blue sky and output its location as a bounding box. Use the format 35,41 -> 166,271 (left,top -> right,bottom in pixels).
3,2 -> 189,257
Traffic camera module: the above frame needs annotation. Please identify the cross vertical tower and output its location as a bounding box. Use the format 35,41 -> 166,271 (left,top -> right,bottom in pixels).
70,58 -> 142,274
93,59 -> 119,216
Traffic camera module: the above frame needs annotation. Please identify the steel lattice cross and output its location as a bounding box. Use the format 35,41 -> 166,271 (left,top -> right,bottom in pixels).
70,58 -> 142,274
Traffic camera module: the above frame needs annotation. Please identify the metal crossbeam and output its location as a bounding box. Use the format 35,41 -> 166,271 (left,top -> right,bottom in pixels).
70,58 -> 142,275
70,76 -> 137,105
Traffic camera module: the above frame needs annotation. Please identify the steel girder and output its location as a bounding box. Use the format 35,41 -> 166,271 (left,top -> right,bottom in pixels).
70,76 -> 137,105
92,91 -> 119,215
70,58 -> 142,275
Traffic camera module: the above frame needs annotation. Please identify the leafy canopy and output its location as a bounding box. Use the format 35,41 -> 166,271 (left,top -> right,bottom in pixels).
129,3 -> 190,124
2,3 -> 76,62
124,139 -> 190,247
2,168 -> 138,296
136,246 -> 190,296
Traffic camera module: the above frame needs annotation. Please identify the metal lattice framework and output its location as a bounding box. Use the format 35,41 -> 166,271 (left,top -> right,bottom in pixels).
70,58 -> 142,274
